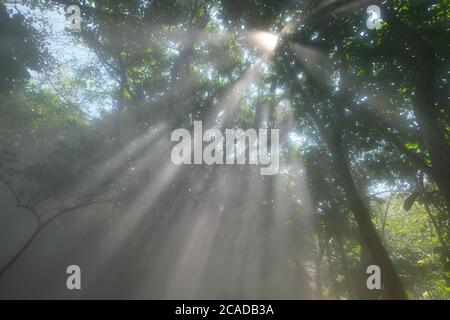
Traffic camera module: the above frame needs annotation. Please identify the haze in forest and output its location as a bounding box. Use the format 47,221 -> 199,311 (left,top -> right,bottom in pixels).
0,0 -> 449,300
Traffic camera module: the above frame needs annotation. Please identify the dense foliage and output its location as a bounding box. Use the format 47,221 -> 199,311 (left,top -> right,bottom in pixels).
0,0 -> 448,299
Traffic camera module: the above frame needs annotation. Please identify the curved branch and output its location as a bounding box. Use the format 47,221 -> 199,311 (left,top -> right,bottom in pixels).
0,176 -> 41,226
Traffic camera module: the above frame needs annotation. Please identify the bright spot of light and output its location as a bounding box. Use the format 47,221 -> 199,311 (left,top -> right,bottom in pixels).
250,31 -> 279,53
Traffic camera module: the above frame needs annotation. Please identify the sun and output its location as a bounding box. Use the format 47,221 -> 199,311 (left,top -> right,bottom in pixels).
250,31 -> 279,53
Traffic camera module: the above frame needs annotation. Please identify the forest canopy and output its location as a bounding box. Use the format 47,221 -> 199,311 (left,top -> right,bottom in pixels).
0,0 -> 449,300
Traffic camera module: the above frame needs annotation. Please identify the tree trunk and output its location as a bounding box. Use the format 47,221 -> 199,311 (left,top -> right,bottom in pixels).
315,229 -> 325,299
331,144 -> 406,299
0,225 -> 42,279
281,39 -> 407,299
336,234 -> 354,299
298,87 -> 407,299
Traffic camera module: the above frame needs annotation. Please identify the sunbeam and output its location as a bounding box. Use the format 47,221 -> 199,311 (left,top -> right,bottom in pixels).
249,31 -> 279,55
1,0 -> 446,303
